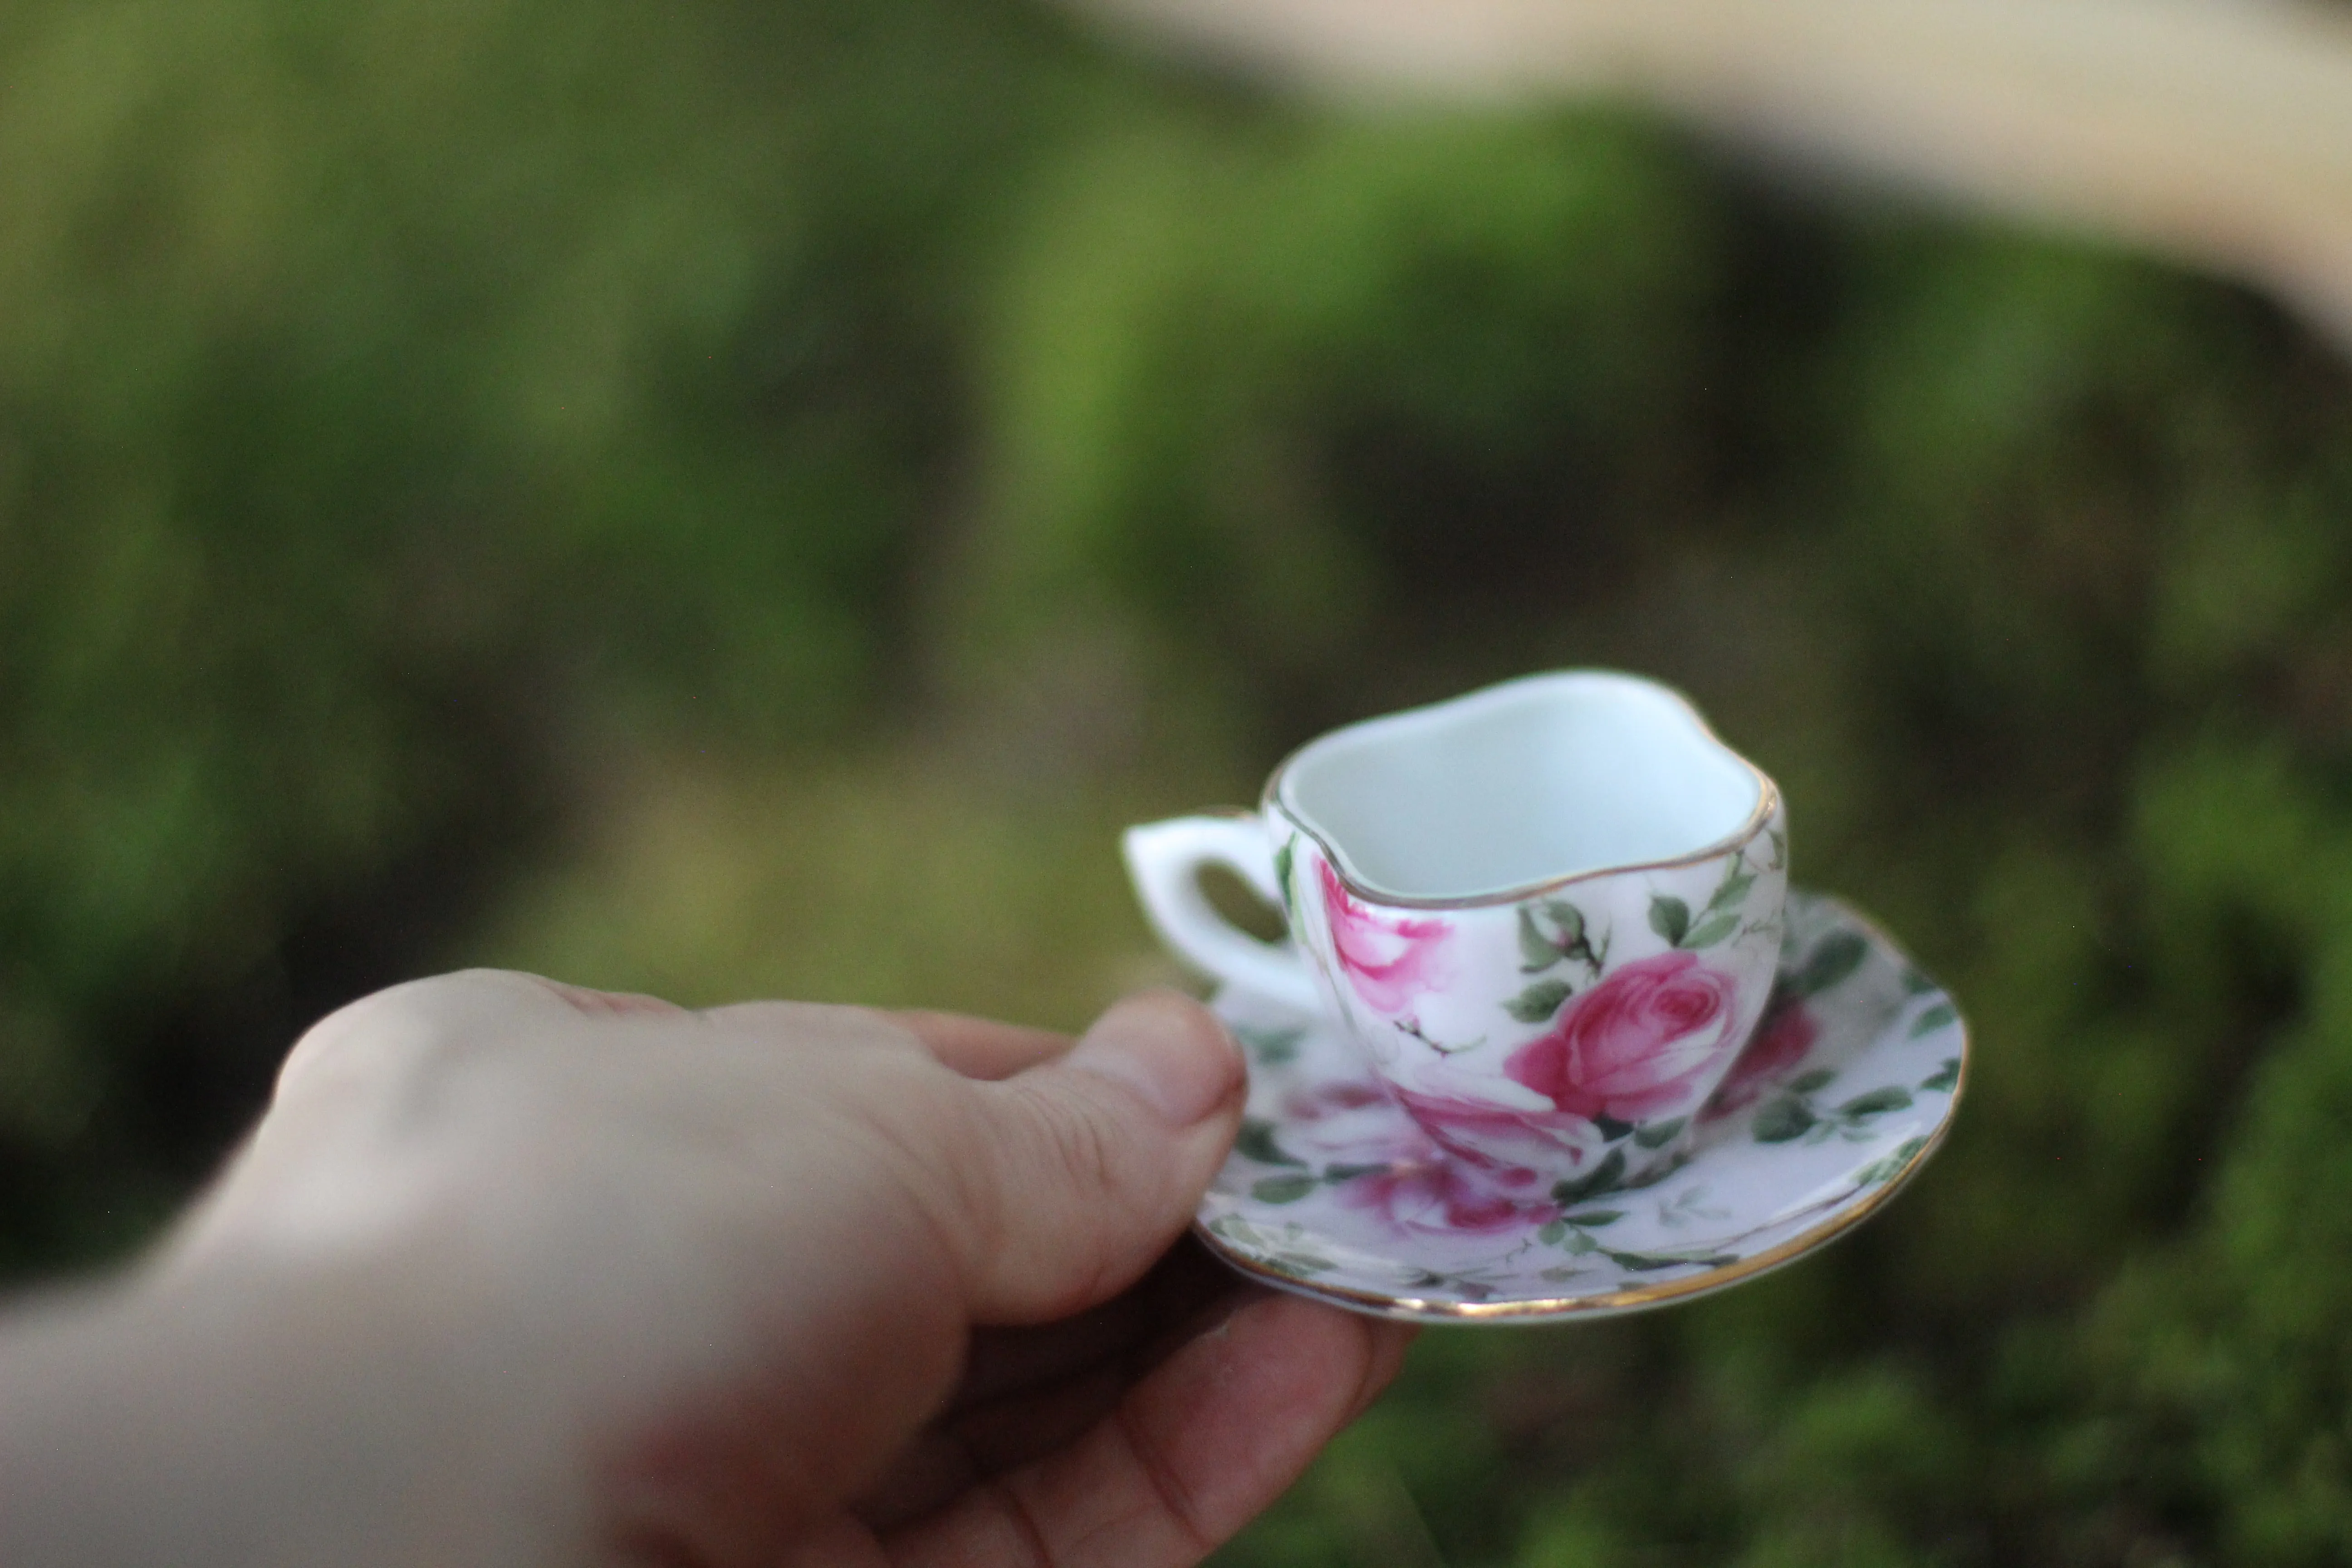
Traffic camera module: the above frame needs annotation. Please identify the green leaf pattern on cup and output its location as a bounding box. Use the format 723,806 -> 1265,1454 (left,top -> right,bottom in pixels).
1500,844 -> 1778,1037
1649,896 -> 1692,946
1648,853 -> 1767,954
1503,977 -> 1573,1023
1517,900 -> 1606,977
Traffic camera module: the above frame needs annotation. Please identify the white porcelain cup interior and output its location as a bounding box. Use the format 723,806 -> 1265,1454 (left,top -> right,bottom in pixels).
1278,672 -> 1761,901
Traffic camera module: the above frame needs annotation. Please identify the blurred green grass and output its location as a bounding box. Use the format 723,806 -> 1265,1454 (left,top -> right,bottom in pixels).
480,751 -> 1204,1025
6,0 -> 2352,1561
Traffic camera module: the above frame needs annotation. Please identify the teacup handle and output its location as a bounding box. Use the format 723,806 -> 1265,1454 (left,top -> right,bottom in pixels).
1122,815 -> 1323,1014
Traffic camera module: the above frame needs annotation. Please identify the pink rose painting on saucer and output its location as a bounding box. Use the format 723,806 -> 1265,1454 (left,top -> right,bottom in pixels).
1333,1154 -> 1558,1240
1387,1079 -> 1589,1175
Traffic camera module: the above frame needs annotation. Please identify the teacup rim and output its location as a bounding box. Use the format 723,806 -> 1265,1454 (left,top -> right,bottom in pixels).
1259,668 -> 1782,911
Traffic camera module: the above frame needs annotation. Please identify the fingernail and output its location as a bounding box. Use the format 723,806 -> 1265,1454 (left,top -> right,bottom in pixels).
1066,992 -> 1243,1126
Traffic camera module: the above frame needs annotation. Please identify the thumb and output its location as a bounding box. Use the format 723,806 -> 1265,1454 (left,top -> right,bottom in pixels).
942,990 -> 1245,1323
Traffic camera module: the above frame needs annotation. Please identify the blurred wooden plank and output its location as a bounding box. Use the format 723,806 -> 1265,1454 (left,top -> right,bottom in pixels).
1070,0 -> 2352,349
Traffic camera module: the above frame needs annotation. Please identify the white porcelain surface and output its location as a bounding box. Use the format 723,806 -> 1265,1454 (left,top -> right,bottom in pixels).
1194,890 -> 1965,1323
1277,670 -> 1764,901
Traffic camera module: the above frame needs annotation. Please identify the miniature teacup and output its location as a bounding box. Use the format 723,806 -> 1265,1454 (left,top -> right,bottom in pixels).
1123,670 -> 1788,1187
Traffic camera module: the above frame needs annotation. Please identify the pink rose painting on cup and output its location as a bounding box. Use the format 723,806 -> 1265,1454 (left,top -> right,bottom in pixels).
1506,950 -> 1743,1125
1318,859 -> 1454,1015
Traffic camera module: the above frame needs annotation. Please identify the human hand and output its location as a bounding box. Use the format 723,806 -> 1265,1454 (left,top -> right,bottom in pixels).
0,972 -> 1413,1568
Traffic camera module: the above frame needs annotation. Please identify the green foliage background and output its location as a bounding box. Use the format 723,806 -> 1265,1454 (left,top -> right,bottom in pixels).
6,0 -> 2352,1560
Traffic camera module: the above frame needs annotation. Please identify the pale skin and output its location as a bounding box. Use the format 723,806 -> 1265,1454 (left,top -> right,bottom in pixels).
0,972 -> 1416,1567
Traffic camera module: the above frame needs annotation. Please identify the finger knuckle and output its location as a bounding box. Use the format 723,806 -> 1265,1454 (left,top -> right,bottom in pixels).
853,1086 -> 1018,1287
1013,1081 -> 1134,1207
275,970 -> 549,1100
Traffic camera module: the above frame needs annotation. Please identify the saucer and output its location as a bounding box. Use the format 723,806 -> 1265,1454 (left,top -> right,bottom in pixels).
1195,889 -> 1966,1323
